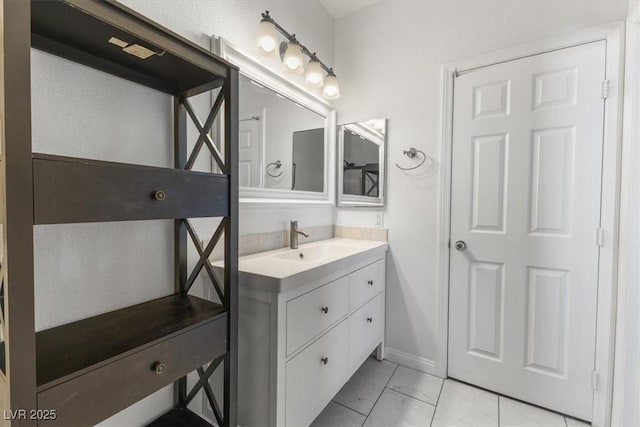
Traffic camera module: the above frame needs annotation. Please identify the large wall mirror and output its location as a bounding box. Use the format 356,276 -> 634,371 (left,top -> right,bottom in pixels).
218,38 -> 336,204
338,119 -> 386,207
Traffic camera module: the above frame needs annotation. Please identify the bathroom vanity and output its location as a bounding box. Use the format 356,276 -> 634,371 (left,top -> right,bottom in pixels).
228,238 -> 387,426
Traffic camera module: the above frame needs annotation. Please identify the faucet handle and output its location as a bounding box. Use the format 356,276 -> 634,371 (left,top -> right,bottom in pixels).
291,220 -> 298,227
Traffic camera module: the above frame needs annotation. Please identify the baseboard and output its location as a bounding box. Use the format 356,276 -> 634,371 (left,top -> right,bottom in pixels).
384,347 -> 440,377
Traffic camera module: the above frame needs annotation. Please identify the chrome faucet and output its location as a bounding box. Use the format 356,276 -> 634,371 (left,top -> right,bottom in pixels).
290,221 -> 309,249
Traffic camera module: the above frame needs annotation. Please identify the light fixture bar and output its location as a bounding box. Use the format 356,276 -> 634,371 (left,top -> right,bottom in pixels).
261,11 -> 335,75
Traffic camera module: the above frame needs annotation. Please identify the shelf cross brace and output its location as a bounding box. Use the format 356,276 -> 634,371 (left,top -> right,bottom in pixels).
182,91 -> 227,173
183,354 -> 225,425
184,218 -> 226,305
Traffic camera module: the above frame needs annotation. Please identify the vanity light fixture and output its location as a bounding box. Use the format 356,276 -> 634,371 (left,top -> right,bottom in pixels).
255,14 -> 279,55
282,38 -> 304,73
255,11 -> 340,99
322,70 -> 340,100
305,57 -> 324,88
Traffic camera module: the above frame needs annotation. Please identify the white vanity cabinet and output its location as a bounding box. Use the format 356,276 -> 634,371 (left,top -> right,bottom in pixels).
235,243 -> 386,427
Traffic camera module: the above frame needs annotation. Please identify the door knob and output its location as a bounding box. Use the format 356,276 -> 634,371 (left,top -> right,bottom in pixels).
455,240 -> 467,251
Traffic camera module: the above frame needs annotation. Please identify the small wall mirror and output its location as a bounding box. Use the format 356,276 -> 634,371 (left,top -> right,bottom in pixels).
338,118 -> 386,206
218,38 -> 336,204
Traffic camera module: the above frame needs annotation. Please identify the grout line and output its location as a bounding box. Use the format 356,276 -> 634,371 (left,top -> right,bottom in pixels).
331,399 -> 369,418
429,380 -> 446,427
497,395 -> 501,427
361,363 -> 399,427
384,387 -> 437,407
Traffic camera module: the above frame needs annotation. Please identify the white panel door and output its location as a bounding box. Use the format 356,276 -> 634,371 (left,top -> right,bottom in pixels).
239,113 -> 263,187
449,41 -> 606,421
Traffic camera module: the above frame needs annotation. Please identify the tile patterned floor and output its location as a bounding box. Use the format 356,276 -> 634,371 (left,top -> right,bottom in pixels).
311,357 -> 591,427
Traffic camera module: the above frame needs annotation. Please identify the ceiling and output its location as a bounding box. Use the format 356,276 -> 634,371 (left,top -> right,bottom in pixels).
320,0 -> 380,19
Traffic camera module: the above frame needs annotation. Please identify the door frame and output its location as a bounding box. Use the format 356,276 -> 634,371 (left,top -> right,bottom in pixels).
437,22 -> 624,427
239,107 -> 266,188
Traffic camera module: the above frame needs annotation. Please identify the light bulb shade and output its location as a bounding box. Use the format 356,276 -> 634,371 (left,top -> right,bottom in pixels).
305,60 -> 324,88
322,74 -> 340,100
283,41 -> 304,74
255,20 -> 279,56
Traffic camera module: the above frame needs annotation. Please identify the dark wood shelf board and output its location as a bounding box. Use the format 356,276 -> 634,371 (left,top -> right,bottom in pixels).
31,0 -> 235,96
148,408 -> 213,427
33,153 -> 229,224
36,294 -> 226,389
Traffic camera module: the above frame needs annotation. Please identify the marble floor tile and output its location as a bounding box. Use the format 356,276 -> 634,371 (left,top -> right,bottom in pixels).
386,365 -> 443,405
431,380 -> 499,427
363,389 -> 435,427
333,357 -> 398,415
311,402 -> 366,427
499,397 -> 566,427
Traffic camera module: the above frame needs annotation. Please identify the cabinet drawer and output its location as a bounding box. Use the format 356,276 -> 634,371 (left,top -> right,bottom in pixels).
349,293 -> 383,369
286,319 -> 349,427
37,318 -> 226,427
349,258 -> 385,311
33,154 -> 229,224
286,275 -> 349,356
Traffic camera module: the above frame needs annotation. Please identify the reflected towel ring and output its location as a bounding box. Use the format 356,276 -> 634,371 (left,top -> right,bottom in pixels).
266,160 -> 283,177
396,147 -> 427,171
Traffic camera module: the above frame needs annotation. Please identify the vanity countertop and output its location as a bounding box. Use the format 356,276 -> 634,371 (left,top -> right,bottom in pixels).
220,238 -> 388,294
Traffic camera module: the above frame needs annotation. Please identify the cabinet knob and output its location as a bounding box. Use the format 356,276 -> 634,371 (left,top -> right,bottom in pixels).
368,280 -> 374,286
321,357 -> 328,365
154,190 -> 166,201
151,361 -> 166,375
367,317 -> 373,323
321,306 -> 329,314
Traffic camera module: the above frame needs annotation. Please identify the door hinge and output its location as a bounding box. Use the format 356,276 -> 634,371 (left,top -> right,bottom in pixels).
596,228 -> 604,247
591,371 -> 598,390
601,80 -> 610,99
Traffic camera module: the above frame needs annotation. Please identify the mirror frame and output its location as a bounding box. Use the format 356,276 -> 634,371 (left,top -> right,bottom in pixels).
216,37 -> 336,205
337,119 -> 386,207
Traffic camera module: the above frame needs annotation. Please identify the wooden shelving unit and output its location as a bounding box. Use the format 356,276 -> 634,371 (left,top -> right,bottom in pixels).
0,0 -> 238,425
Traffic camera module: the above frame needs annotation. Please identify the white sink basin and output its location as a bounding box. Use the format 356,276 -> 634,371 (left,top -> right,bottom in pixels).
221,238 -> 388,293
274,244 -> 356,263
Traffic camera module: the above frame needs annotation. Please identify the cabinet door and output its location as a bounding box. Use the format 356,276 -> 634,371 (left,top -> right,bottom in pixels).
349,293 -> 383,371
286,320 -> 349,427
349,258 -> 385,311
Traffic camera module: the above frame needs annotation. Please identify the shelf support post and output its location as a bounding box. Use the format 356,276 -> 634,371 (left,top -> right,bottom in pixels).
223,68 -> 239,427
173,95 -> 188,408
0,0 -> 37,425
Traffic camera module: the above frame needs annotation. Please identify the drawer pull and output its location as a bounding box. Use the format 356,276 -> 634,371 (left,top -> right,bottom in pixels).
321,306 -> 329,314
154,190 -> 166,201
151,361 -> 167,375
367,317 -> 373,323
368,280 -> 374,286
320,357 -> 329,365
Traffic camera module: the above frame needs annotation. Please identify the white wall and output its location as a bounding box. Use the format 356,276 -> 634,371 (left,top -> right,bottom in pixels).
333,1 -> 628,371
31,1 -> 334,425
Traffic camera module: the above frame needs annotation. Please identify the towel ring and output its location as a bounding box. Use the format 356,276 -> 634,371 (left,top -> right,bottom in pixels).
266,160 -> 283,178
395,147 -> 427,171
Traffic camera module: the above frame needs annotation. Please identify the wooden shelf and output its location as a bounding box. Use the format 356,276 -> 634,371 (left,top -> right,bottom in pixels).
31,0 -> 236,96
33,154 -> 229,224
148,408 -> 213,427
36,294 -> 226,389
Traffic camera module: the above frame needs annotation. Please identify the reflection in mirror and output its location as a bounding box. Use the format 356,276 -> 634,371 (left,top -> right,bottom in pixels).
338,119 -> 386,206
239,74 -> 325,193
